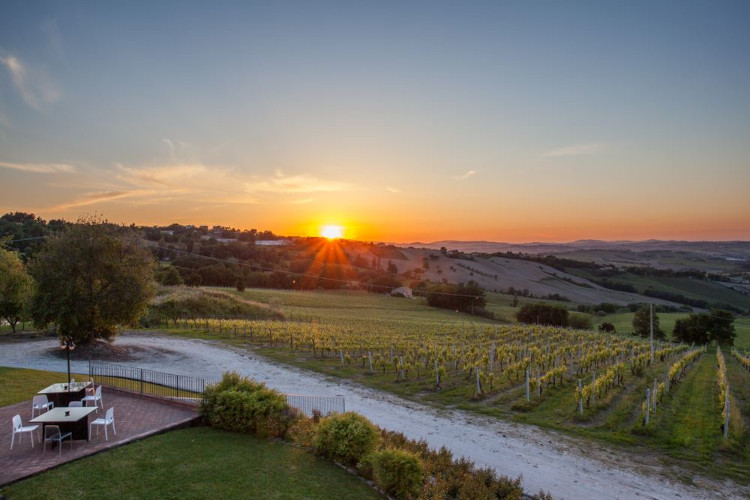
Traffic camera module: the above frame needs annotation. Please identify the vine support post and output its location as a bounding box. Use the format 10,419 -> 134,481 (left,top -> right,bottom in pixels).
650,303 -> 654,363
525,370 -> 530,402
476,368 -> 482,395
339,350 -> 344,366
592,370 -> 596,407
578,379 -> 583,415
537,365 -> 541,398
645,388 -> 651,425
435,359 -> 439,387
724,385 -> 730,441
368,351 -> 373,374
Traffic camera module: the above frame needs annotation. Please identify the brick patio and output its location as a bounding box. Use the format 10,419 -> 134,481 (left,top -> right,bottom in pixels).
0,387 -> 200,486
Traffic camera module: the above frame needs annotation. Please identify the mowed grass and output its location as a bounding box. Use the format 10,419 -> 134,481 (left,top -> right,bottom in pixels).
2,427 -> 382,500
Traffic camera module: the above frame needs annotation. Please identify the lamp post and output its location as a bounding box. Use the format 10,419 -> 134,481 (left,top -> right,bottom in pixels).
60,337 -> 76,387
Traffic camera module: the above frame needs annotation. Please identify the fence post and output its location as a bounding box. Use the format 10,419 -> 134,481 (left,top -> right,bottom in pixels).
724,385 -> 730,441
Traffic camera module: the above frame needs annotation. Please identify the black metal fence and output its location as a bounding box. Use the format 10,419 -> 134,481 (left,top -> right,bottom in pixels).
89,361 -> 211,403
89,361 -> 346,415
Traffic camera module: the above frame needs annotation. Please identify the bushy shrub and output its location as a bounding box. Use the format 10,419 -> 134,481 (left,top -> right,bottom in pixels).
313,412 -> 379,466
370,448 -> 423,499
567,313 -> 593,330
286,415 -> 319,447
200,371 -> 292,438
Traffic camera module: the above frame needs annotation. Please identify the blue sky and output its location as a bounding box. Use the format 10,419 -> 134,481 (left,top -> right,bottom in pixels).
1,1 -> 748,241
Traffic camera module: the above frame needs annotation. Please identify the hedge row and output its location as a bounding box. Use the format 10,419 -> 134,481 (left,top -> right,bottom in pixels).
201,372 -> 549,500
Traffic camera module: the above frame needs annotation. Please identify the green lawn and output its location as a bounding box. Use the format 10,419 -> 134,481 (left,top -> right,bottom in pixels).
0,366 -> 87,407
2,427 -> 381,499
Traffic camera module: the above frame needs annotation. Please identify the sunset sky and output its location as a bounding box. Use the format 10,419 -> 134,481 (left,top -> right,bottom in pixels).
1,1 -> 748,243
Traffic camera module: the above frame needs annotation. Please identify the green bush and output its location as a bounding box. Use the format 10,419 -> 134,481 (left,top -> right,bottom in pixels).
370,448 -> 423,499
313,412 -> 379,466
567,313 -> 593,330
200,372 -> 292,438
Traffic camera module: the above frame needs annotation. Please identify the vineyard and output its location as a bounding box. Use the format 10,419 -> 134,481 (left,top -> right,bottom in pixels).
151,287 -> 749,482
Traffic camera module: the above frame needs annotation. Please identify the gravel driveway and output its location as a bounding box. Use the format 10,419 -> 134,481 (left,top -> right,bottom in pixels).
0,332 -> 744,500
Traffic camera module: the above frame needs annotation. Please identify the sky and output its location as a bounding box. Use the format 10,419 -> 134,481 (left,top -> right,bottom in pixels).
0,1 -> 749,243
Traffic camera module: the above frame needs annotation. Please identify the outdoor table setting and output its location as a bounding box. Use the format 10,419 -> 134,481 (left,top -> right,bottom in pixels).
29,406 -> 98,442
37,381 -> 93,408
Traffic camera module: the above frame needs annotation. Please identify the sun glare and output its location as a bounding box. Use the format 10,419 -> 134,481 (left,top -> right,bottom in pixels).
321,225 -> 343,240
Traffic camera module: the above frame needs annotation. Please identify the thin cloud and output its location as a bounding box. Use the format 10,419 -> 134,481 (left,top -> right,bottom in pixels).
40,18 -> 65,58
386,186 -> 400,193
0,53 -> 60,109
0,161 -> 76,174
117,163 -> 208,188
453,170 -> 476,180
50,190 -> 141,211
542,143 -> 604,158
244,170 -> 348,194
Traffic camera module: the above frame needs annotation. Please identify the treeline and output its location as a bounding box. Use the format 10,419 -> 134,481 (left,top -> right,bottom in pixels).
413,280 -> 490,317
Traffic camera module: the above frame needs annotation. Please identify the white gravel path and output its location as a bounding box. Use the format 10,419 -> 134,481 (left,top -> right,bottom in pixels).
1,333 -> 746,500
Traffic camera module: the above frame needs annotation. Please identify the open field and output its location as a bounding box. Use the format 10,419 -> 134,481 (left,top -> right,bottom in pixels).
150,287 -> 749,484
2,426 -> 381,499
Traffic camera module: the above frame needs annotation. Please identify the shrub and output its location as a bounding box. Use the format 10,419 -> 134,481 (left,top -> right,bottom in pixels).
286,415 -> 319,447
516,303 -> 569,327
313,412 -> 379,466
200,372 -> 293,438
567,313 -> 593,330
370,448 -> 423,499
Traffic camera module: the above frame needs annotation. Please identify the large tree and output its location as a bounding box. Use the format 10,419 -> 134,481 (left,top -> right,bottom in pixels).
632,304 -> 665,339
673,310 -> 735,346
29,217 -> 157,343
0,246 -> 34,332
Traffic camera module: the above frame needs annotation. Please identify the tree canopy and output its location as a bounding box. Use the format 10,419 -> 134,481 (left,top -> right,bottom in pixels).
673,310 -> 735,346
516,303 -> 569,327
0,246 -> 34,332
29,218 -> 157,343
632,305 -> 665,339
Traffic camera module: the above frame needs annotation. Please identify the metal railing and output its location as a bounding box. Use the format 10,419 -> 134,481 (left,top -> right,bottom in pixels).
285,394 -> 345,416
89,361 -> 345,415
89,361 -> 211,403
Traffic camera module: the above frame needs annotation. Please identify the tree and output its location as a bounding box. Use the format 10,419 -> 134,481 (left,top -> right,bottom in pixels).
598,322 -> 616,333
29,217 -> 157,344
632,305 -> 665,339
516,303 -> 569,327
387,260 -> 398,274
709,309 -> 735,347
0,247 -> 34,332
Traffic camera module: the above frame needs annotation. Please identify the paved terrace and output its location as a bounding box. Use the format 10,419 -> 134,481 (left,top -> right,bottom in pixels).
0,388 -> 200,486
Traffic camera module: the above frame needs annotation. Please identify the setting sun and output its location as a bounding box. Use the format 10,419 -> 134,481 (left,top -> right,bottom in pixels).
320,225 -> 343,240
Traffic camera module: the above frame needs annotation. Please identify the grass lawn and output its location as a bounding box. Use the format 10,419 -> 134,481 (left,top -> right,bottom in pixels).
1,427 -> 382,499
0,366 -> 87,407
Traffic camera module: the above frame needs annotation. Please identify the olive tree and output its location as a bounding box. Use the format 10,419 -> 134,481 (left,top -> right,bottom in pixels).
0,246 -> 34,332
29,217 -> 156,343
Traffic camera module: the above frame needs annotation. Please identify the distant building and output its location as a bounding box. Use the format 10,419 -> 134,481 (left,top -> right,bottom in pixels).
256,239 -> 291,246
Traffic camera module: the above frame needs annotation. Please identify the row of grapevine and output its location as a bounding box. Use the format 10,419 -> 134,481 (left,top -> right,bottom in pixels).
732,348 -> 750,372
642,348 -> 703,425
716,347 -> 729,440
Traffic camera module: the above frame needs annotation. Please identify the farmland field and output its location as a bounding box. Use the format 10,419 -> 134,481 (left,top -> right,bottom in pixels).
154,286 -> 750,483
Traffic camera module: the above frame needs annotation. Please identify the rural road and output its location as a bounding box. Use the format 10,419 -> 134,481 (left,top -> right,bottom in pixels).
1,332 -> 745,500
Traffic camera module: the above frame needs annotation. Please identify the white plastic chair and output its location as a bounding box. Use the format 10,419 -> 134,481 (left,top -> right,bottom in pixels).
89,407 -> 116,441
31,395 -> 54,418
68,401 -> 83,407
11,414 -> 39,450
43,425 -> 72,457
81,385 -> 103,411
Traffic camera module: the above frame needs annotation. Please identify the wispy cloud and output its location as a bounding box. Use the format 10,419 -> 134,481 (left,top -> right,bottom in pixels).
244,170 -> 348,194
453,170 -> 476,180
40,18 -> 64,58
542,143 -> 604,158
0,161 -> 76,174
386,186 -> 400,193
117,163 -> 208,188
49,190 -> 141,211
0,53 -> 60,109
